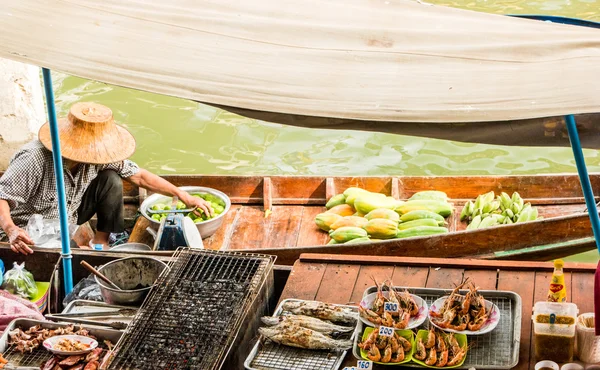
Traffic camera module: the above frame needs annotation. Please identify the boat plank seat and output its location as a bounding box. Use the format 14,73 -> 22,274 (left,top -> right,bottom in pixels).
279,254 -> 596,370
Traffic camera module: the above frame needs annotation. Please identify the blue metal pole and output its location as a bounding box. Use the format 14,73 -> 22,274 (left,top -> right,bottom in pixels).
565,114 -> 600,253
41,68 -> 73,294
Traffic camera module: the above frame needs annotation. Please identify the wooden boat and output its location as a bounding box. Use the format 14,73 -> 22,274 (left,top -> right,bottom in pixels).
125,174 -> 599,264
1,173 -> 598,265
278,253 -> 596,369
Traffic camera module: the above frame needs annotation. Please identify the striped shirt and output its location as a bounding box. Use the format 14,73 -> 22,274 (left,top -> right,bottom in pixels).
0,140 -> 139,236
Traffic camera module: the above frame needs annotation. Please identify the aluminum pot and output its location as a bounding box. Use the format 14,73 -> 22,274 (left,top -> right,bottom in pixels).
140,186 -> 231,239
109,243 -> 152,252
95,256 -> 169,306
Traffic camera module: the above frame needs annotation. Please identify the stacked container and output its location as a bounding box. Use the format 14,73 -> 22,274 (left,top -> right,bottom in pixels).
532,301 -> 578,362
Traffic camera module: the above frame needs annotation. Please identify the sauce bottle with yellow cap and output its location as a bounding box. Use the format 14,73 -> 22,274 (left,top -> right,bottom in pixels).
547,259 -> 567,302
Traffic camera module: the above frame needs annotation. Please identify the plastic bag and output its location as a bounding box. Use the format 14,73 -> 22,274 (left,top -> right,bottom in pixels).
2,262 -> 38,300
26,214 -> 78,248
62,274 -> 103,307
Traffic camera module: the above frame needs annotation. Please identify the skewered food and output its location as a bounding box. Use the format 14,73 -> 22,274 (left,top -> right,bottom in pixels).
258,322 -> 353,350
7,325 -> 94,353
261,314 -> 354,336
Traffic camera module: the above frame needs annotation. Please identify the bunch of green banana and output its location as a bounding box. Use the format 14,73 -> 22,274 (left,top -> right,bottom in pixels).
461,191 -> 539,229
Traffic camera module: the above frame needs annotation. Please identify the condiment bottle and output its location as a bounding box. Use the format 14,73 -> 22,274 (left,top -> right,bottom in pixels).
548,259 -> 567,303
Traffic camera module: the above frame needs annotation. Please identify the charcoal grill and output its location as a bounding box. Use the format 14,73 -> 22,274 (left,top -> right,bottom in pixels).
107,248 -> 275,370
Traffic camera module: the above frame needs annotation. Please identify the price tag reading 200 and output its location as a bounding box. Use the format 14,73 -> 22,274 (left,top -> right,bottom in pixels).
383,302 -> 398,313
378,326 -> 395,337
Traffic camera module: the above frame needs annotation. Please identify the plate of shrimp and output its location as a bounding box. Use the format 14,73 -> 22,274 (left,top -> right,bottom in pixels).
358,327 -> 414,365
413,328 -> 468,368
428,279 -> 500,335
359,278 -> 428,330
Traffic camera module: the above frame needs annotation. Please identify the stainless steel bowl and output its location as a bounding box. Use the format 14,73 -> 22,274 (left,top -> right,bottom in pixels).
140,186 -> 231,239
110,243 -> 152,252
95,256 -> 169,306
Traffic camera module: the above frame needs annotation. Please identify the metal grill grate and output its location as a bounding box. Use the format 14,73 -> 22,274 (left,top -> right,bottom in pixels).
420,294 -> 514,368
108,248 -> 275,370
2,345 -> 53,367
250,343 -> 342,370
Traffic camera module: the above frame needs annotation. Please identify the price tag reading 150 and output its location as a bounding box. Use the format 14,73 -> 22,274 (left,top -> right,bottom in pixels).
384,302 -> 398,313
357,360 -> 373,369
378,326 -> 394,337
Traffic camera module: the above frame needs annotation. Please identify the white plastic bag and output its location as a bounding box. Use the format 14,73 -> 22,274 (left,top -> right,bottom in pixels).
26,214 -> 78,249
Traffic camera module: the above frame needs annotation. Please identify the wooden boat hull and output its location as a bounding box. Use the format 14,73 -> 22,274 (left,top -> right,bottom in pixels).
1,174 -> 597,264
123,174 -> 598,264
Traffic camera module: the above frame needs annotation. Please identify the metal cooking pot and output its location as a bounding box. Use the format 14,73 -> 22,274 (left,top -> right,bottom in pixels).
95,256 -> 169,306
140,186 -> 231,239
110,243 -> 152,252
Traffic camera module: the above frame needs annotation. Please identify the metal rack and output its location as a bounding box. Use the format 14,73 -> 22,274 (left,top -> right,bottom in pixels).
353,287 -> 521,369
245,298 -> 357,370
108,248 -> 275,370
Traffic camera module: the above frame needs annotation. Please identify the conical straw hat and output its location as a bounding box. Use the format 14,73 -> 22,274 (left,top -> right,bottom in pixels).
39,102 -> 136,165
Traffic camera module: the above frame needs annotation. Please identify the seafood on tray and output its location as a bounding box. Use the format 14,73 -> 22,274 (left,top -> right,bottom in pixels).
281,300 -> 358,324
428,278 -> 499,334
261,314 -> 354,336
258,321 -> 353,350
7,325 -> 94,353
54,338 -> 91,352
357,328 -> 413,364
258,300 -> 356,351
413,328 -> 468,367
41,343 -> 113,370
359,278 -> 426,329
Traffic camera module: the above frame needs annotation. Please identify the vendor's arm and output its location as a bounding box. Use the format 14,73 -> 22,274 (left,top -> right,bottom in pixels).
102,161 -> 213,217
0,150 -> 41,255
0,200 -> 33,255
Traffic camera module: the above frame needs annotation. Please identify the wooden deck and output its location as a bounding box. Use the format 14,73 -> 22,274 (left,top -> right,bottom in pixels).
278,254 -> 597,369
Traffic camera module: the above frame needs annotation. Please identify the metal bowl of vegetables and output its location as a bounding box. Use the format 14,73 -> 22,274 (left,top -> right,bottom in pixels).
140,186 -> 231,239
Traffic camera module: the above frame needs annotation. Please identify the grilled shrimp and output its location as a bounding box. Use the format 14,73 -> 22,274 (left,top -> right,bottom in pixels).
367,345 -> 382,362
391,345 -> 405,363
395,333 -> 412,352
436,348 -> 449,367
436,331 -> 447,352
414,338 -> 427,360
425,327 -> 436,349
359,306 -> 383,325
446,346 -> 468,366
358,329 -> 378,349
394,310 -> 411,329
425,347 -> 438,366
381,344 -> 393,363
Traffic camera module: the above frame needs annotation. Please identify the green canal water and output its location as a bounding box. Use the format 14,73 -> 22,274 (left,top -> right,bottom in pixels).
50,0 -> 600,263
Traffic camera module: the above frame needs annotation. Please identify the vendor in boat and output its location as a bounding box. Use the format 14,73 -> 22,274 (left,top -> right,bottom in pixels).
0,102 -> 213,255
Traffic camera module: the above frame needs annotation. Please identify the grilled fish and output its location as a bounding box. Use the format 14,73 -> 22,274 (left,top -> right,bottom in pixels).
261,314 -> 354,336
282,301 -> 357,324
259,322 -> 353,350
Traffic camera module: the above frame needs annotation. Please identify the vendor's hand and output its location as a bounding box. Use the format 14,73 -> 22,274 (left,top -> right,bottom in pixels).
6,225 -> 34,255
182,194 -> 214,218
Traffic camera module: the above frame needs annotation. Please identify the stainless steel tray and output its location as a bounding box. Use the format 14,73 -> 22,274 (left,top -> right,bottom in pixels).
244,299 -> 358,370
352,287 -> 521,369
61,300 -> 137,326
0,318 -> 123,369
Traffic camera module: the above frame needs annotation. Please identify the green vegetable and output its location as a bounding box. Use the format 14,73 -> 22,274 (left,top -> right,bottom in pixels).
2,262 -> 38,300
147,192 -> 227,223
